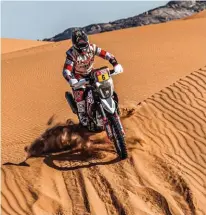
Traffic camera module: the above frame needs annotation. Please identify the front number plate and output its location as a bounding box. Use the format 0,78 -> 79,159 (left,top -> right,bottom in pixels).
97,73 -> 109,82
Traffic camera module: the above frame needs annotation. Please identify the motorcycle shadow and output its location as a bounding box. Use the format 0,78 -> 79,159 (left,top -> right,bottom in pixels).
43,147 -> 120,171
3,147 -> 120,170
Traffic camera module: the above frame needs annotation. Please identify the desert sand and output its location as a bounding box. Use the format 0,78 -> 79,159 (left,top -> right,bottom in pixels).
1,11 -> 206,215
1,38 -> 50,54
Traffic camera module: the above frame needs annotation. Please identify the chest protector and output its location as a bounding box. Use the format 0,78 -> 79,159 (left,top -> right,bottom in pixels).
66,44 -> 96,76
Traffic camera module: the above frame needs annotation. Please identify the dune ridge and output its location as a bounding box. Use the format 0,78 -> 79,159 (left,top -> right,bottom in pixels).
1,38 -> 51,54
184,9 -> 206,20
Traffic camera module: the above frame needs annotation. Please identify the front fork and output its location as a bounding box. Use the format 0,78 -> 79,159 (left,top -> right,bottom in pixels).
99,104 -> 113,140
99,104 -> 125,140
113,111 -> 125,136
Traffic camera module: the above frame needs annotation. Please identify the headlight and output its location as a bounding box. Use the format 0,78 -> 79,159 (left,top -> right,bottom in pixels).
98,79 -> 114,99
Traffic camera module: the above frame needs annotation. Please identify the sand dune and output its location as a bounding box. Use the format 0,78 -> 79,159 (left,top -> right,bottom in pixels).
1,38 -> 51,54
2,12 -> 206,215
184,9 -> 206,20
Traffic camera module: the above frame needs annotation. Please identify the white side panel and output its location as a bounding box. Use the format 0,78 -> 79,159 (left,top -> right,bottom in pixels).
100,98 -> 115,114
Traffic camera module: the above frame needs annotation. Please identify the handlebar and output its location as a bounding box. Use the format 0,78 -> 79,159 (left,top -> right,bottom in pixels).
72,78 -> 89,90
73,69 -> 115,90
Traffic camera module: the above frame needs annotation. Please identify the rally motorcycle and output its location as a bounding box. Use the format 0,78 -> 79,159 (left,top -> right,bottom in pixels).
65,66 -> 127,160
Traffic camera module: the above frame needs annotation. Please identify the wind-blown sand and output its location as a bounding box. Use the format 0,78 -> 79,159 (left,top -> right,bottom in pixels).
2,11 -> 206,215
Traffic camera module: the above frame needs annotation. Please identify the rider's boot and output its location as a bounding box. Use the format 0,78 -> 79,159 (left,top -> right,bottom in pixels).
76,100 -> 88,127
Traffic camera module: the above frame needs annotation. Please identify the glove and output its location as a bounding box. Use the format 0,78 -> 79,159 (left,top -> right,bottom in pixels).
113,64 -> 123,75
72,79 -> 88,90
69,78 -> 78,87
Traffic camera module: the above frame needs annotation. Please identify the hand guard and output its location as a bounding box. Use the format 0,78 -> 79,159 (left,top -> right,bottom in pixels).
113,64 -> 123,75
69,78 -> 78,87
72,79 -> 89,90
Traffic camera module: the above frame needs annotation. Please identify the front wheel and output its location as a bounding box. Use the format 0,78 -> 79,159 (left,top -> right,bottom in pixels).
109,114 -> 127,160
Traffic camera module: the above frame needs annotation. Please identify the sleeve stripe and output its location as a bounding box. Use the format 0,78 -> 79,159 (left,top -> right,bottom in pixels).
63,69 -> 72,80
65,58 -> 74,66
96,47 -> 101,56
99,50 -> 106,58
105,52 -> 113,60
95,45 -> 117,65
65,64 -> 73,71
92,44 -> 97,55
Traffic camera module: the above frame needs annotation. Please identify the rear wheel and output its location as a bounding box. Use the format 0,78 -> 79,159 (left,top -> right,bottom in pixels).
110,114 -> 127,160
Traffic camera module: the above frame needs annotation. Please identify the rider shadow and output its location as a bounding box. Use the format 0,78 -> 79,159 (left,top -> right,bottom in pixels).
43,147 -> 120,171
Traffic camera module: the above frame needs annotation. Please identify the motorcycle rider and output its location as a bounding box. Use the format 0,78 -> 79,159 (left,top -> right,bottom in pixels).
63,29 -> 123,127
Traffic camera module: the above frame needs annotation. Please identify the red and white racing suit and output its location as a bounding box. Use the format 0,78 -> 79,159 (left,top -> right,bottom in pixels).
63,44 -> 119,126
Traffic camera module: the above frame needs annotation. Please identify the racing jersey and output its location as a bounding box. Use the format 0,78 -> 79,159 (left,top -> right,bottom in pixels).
63,44 -> 118,80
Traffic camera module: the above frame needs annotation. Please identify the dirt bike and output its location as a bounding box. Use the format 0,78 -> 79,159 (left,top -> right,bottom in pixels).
65,66 -> 127,160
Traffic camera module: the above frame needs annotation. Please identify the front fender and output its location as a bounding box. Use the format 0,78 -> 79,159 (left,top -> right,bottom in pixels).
100,98 -> 116,114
